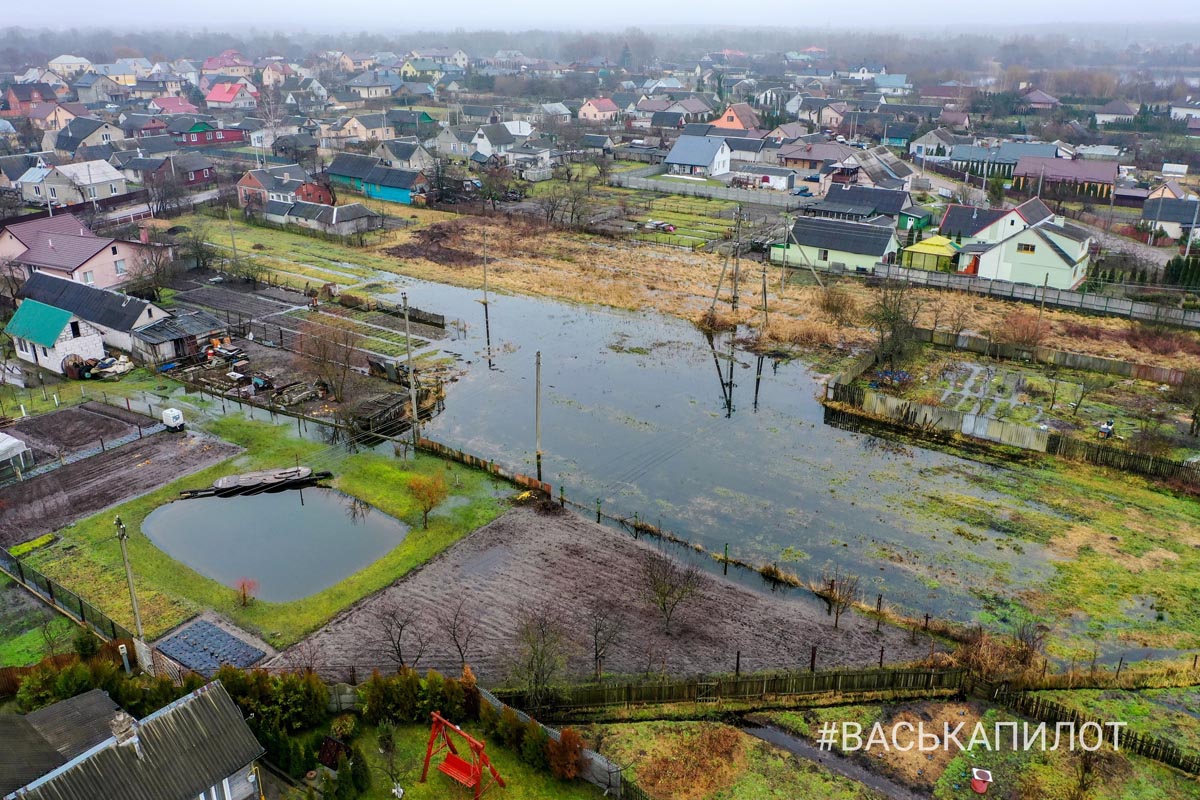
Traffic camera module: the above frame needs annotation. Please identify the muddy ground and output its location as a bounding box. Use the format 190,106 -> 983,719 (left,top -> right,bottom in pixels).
0,431 -> 239,547
272,506 -> 933,684
8,402 -> 151,460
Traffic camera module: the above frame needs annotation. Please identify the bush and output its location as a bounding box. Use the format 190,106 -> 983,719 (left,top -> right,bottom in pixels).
72,628 -> 100,660
497,707 -> 525,751
349,745 -> 371,793
53,662 -> 92,701
460,665 -> 481,721
420,670 -> 445,721
334,753 -> 356,800
442,677 -> 466,723
479,700 -> 500,736
395,668 -> 421,722
547,727 -> 584,780
331,714 -> 357,741
377,719 -> 396,755
818,284 -> 859,328
16,666 -> 58,712
520,720 -> 550,770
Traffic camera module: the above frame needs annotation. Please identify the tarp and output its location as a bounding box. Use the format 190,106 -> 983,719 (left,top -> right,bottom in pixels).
0,431 -> 30,464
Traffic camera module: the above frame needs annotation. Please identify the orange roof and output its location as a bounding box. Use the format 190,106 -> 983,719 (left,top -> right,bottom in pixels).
205,83 -> 244,103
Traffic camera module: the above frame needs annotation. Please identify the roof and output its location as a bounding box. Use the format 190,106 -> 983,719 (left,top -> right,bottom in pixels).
363,166 -> 424,189
7,681 -> 264,800
650,111 -> 684,127
724,137 -> 765,153
25,691 -> 121,761
4,299 -> 73,348
1142,198 -> 1200,225
205,83 -> 247,103
665,135 -> 727,168
951,142 -> 1058,164
264,200 -> 380,227
1096,99 -> 1136,116
585,97 -> 619,113
1014,197 -> 1054,223
379,140 -> 421,162
938,205 -> 1008,237
788,217 -> 895,257
1013,156 -> 1117,184
477,123 -> 515,146
824,184 -> 911,215
54,160 -> 124,186
0,153 -> 59,182
132,309 -> 225,345
150,97 -> 197,114
581,133 -> 612,148
18,273 -> 151,330
52,118 -> 108,153
0,717 -> 65,796
327,152 -> 380,180
1023,89 -> 1060,105
905,235 -> 959,256
7,84 -> 57,103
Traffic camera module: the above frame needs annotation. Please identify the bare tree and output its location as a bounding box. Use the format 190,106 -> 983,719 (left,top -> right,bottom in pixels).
563,183 -> 594,228
821,566 -> 861,629
441,596 -> 480,669
299,319 -> 362,402
0,256 -> 25,304
126,230 -> 179,301
1011,619 -> 1048,669
1175,370 -> 1200,437
145,169 -> 188,216
535,187 -> 568,224
865,279 -> 924,368
478,163 -> 513,210
1073,374 -> 1114,417
640,550 -> 700,634
180,222 -> 217,272
509,605 -> 570,713
40,617 -> 70,656
285,638 -> 321,673
579,597 -> 621,679
371,599 -> 428,670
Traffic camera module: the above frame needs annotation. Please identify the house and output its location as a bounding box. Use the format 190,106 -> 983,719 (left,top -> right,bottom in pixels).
962,218 -> 1092,288
724,137 -> 769,163
361,165 -> 428,204
325,153 -> 379,191
1169,102 -> 1200,121
409,47 -> 470,70
48,55 -> 92,78
949,142 -> 1059,178
26,102 -> 82,132
778,141 -> 857,171
0,152 -> 60,191
169,117 -> 246,147
650,111 -> 685,130
474,122 -> 534,159
1012,157 -> 1117,199
938,197 -> 1054,244
149,96 -> 198,115
398,58 -> 444,81
665,97 -> 714,123
580,133 -> 613,153
711,102 -> 761,131
4,299 -> 105,373
261,61 -> 295,88
664,135 -> 731,177
263,199 -> 382,236
938,110 -> 971,131
205,83 -> 257,110
131,307 -> 228,364
794,98 -> 850,128
347,69 -> 405,99
729,163 -> 795,191
578,98 -> 620,122
844,64 -> 887,81
434,127 -> 476,158
1147,180 -> 1189,201
237,164 -> 329,208
320,114 -> 394,148
1022,89 -> 1061,111
0,214 -> 145,289
202,51 -> 254,77
0,681 -> 263,800
908,127 -> 973,161
372,139 -> 436,171
17,160 -> 127,208
5,84 -> 58,116
272,133 -> 319,163
118,152 -> 215,188
807,184 -> 912,221
1095,100 -> 1136,126
72,73 -> 127,105
120,114 -> 170,138
874,74 -> 911,96
45,118 -> 122,158
880,122 -> 916,148
1141,198 -> 1200,241
539,102 -> 571,123
14,271 -> 165,353
130,74 -> 184,99
772,216 -> 897,270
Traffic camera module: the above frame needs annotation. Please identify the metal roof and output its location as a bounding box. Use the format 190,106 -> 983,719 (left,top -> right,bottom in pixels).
25,691 -> 120,761
1142,198 -> 1200,225
327,152 -> 380,180
665,135 -> 727,167
4,300 -> 72,348
18,273 -> 152,331
788,216 -> 895,257
131,309 -> 225,345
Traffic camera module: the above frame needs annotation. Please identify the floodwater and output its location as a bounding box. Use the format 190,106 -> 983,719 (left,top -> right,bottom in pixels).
143,488 -> 408,602
367,276 -> 1055,626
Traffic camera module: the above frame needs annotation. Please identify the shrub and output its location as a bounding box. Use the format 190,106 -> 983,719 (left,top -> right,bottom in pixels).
460,665 -> 481,721
520,720 -> 550,770
479,700 -> 500,736
442,676 -> 466,722
996,311 -> 1045,347
497,707 -> 525,751
349,745 -> 371,793
16,666 -> 58,712
819,283 -> 859,327
763,318 -> 835,347
72,628 -> 100,661
53,662 -> 92,701
547,727 -> 584,780
360,671 -> 389,725
334,753 -> 356,800
377,719 -> 396,755
420,670 -> 445,721
395,668 -> 421,722
331,714 -> 357,741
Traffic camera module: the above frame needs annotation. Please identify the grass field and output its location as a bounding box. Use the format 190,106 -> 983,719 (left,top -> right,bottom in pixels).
599,721 -> 879,800
22,415 -> 510,647
0,574 -> 72,667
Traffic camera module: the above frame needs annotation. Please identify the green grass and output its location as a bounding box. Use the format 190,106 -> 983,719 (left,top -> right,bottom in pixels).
1030,688 -> 1200,756
0,368 -> 164,419
0,618 -> 72,667
316,724 -> 602,800
23,415 -> 510,647
9,534 -> 55,558
600,721 -> 878,799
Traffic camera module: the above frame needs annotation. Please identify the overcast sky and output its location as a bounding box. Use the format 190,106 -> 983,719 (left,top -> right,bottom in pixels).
7,0 -> 1199,31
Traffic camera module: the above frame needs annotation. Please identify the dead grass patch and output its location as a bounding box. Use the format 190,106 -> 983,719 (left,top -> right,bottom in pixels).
635,723 -> 746,800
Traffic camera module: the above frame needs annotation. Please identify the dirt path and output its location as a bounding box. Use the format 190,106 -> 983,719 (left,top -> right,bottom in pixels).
0,432 -> 240,546
272,506 -> 934,684
746,726 -> 921,800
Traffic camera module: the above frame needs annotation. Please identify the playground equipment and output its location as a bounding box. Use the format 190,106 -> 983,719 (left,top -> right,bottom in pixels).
419,711 -> 506,799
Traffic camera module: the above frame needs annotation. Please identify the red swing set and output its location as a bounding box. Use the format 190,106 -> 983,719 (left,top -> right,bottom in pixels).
419,711 -> 506,799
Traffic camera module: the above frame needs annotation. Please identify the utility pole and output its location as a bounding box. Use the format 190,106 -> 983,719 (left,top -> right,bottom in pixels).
534,350 -> 543,483
730,205 -> 742,310
1185,200 -> 1199,260
115,516 -> 144,640
225,207 -> 240,269
480,226 -> 489,305
1037,272 -> 1049,336
760,267 -> 769,331
402,293 -> 420,448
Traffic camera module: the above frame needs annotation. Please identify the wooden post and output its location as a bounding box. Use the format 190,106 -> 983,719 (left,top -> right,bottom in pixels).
137,425 -> 142,438
723,543 -> 729,575
879,647 -> 884,669
924,613 -> 930,631
596,498 -> 601,523
810,645 -> 817,673
1115,656 -> 1124,682
735,650 -> 741,678
99,437 -> 105,452
1193,653 -> 1198,672
126,397 -> 131,411
559,486 -> 565,508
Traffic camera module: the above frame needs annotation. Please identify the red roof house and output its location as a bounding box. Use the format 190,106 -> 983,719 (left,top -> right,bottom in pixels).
149,96 -> 198,114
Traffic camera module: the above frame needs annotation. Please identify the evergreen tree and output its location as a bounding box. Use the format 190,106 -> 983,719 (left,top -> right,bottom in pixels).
350,746 -> 371,793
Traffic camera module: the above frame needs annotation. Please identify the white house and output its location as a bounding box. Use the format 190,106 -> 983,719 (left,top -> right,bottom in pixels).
967,219 -> 1092,289
664,136 -> 731,177
4,299 -> 105,374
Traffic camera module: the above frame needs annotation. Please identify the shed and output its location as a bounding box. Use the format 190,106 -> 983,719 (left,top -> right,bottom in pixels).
901,235 -> 960,271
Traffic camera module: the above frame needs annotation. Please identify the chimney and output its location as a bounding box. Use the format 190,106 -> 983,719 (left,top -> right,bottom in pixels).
971,208 -> 977,220
1054,215 -> 1065,226
110,711 -> 142,753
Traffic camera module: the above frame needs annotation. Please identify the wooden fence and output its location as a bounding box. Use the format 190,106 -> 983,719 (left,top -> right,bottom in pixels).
1048,434 -> 1200,484
0,640 -> 137,697
492,667 -> 967,714
993,688 -> 1200,775
416,436 -> 551,494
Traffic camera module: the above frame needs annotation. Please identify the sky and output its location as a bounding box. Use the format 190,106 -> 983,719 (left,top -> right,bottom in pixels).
7,0 -> 1200,31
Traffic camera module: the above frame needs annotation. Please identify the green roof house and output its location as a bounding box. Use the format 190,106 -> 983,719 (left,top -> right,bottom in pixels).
4,298 -> 104,374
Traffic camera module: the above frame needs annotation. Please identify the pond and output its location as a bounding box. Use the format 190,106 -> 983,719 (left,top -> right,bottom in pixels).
365,276 -> 1057,626
143,488 -> 409,602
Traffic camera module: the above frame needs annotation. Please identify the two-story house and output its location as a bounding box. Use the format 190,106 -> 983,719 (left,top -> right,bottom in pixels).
17,160 -> 127,207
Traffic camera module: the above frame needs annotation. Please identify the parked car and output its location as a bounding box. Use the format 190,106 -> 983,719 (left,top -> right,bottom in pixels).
803,174 -> 821,183
791,187 -> 813,196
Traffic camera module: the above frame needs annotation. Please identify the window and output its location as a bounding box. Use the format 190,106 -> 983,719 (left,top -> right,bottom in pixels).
70,321 -> 80,338
818,249 -> 830,261
205,132 -> 213,141
101,133 -> 111,142
727,115 -> 734,122
216,131 -> 224,139
110,184 -> 117,194
111,245 -> 118,255
1017,243 -> 1036,254
190,133 -> 198,141
87,186 -> 97,198
33,185 -> 41,196
188,171 -> 195,181
203,169 -> 210,178
114,259 -> 126,275
15,338 -> 27,353
82,271 -> 94,284
41,347 -> 48,357
49,187 -> 57,199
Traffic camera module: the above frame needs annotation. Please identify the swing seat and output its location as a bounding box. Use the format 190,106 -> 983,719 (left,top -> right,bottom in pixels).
438,753 -> 478,787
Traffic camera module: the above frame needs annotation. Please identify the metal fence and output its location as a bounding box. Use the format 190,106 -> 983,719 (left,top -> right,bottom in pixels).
492,667 -> 967,714
611,167 -> 805,209
0,547 -> 135,642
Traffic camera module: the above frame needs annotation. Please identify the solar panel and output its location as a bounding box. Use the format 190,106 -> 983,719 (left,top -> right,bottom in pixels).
157,620 -> 265,677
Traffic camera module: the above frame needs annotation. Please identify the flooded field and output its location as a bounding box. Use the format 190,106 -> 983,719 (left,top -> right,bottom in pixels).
371,277 -> 1060,629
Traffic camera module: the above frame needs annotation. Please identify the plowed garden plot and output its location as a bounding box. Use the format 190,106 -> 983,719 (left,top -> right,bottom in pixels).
0,432 -> 239,547
273,506 -> 932,683
277,310 -> 427,358
175,285 -> 296,320
8,402 -> 148,459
